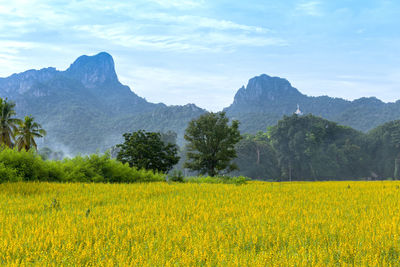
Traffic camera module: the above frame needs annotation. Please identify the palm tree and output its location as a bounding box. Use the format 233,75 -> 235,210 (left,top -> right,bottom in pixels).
15,115 -> 46,151
0,98 -> 21,148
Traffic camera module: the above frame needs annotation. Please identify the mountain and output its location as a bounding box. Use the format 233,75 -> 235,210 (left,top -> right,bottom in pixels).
225,74 -> 400,133
0,52 -> 206,154
1,54 -> 400,155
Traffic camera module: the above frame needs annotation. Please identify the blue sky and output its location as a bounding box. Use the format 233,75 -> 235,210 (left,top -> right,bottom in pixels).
0,0 -> 399,111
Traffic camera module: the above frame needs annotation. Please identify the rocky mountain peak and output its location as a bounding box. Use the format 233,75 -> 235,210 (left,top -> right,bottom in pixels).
232,74 -> 303,106
65,52 -> 119,87
0,67 -> 58,96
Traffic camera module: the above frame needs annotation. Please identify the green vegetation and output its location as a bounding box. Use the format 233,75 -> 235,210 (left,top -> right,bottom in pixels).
117,130 -> 180,173
0,98 -> 22,147
233,114 -> 400,181
184,112 -> 242,176
16,115 -> 46,151
4,92 -> 400,182
0,147 -> 164,183
0,98 -> 45,151
269,114 -> 368,181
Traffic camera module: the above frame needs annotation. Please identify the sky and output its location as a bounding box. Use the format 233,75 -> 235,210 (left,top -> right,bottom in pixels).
0,0 -> 399,111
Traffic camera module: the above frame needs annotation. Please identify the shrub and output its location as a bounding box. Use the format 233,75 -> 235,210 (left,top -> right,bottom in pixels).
0,148 -> 165,183
61,153 -> 165,183
0,147 -> 58,181
0,162 -> 21,182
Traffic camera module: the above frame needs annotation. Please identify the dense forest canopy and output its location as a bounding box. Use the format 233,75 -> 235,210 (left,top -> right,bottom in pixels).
233,114 -> 400,181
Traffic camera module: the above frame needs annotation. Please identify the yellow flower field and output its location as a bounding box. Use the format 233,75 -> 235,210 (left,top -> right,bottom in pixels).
1,181 -> 400,266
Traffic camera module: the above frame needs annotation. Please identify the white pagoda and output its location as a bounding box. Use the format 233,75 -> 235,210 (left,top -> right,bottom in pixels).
294,104 -> 303,115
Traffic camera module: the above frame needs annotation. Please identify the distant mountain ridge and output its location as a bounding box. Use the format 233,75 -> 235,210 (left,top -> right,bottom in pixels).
1,53 -> 399,154
225,74 -> 400,133
0,52 -> 205,153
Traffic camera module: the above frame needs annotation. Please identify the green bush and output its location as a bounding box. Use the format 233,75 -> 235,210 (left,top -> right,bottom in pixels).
61,153 -> 165,183
0,147 -> 165,183
0,147 -> 60,182
0,162 -> 21,182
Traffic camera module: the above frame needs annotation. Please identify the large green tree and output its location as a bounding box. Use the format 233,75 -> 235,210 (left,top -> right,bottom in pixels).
15,115 -> 47,151
116,130 -> 180,173
184,112 -> 242,176
0,98 -> 21,148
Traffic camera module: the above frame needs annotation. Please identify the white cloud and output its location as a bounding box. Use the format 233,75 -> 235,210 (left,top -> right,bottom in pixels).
0,0 -> 282,54
296,1 -> 323,17
140,13 -> 270,33
73,22 -> 285,53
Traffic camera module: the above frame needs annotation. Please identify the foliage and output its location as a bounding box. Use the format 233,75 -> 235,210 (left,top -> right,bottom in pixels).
0,98 -> 21,147
268,114 -> 369,181
0,146 -> 63,182
62,153 -> 164,183
0,98 -> 45,152
15,115 -> 46,151
184,112 -> 242,176
0,147 -> 164,183
117,130 -> 180,173
4,56 -> 400,156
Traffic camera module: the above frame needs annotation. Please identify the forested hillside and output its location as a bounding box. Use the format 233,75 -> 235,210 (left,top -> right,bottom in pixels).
225,74 -> 400,134
233,114 -> 400,181
0,53 -> 206,153
1,53 -> 400,155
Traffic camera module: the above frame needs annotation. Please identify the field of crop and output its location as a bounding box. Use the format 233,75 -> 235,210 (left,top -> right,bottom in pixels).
1,181 -> 400,266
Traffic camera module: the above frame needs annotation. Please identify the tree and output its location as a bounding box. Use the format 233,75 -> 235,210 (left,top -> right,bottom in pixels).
116,130 -> 180,173
0,98 -> 21,148
15,115 -> 46,151
184,112 -> 242,176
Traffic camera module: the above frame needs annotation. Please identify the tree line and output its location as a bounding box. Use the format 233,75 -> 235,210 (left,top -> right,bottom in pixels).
118,111 -> 400,181
116,112 -> 241,178
3,95 -> 400,181
234,114 -> 400,181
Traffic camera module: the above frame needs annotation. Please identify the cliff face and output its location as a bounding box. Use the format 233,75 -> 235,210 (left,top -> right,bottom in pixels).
225,74 -> 400,133
1,53 -> 400,154
0,52 -> 205,153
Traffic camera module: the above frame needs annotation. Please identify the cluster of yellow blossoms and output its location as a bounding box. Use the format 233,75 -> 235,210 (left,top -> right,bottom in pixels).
0,181 -> 399,266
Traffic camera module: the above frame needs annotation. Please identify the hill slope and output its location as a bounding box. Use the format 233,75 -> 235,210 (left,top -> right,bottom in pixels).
225,74 -> 400,133
1,55 -> 400,154
0,52 -> 206,153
